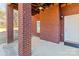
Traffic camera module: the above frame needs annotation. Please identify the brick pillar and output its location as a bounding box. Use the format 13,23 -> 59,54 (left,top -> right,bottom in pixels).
18,3 -> 31,56
7,4 -> 14,43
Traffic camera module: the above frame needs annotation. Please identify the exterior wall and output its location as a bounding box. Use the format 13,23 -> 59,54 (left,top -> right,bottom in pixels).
61,4 -> 79,16
32,15 -> 40,36
32,4 -> 60,43
32,16 -> 37,35
32,4 -> 79,43
61,3 -> 79,42
40,4 -> 60,43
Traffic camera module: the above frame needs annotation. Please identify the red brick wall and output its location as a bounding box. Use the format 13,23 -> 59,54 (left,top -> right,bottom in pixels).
32,16 -> 37,35
32,4 -> 79,43
32,4 -> 60,43
32,14 -> 40,36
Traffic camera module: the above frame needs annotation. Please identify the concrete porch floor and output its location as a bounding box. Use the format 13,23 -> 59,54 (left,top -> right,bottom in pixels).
0,30 -> 79,56
0,35 -> 79,56
32,36 -> 79,56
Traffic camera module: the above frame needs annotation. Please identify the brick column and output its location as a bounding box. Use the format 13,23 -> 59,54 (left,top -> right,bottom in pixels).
18,3 -> 31,56
7,4 -> 14,43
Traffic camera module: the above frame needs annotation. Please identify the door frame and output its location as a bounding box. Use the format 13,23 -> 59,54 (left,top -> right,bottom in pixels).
61,15 -> 79,48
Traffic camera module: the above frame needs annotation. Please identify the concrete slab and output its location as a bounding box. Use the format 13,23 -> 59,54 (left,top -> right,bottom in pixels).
0,31 -> 79,56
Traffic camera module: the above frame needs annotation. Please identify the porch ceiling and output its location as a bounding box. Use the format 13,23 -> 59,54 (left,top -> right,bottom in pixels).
9,3 -> 65,15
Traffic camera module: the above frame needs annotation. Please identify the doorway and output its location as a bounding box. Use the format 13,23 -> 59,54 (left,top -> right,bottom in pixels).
63,14 -> 79,48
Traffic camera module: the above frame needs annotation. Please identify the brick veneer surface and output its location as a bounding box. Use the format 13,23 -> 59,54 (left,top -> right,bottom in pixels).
7,5 -> 14,43
18,3 -> 31,56
32,4 -> 60,43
